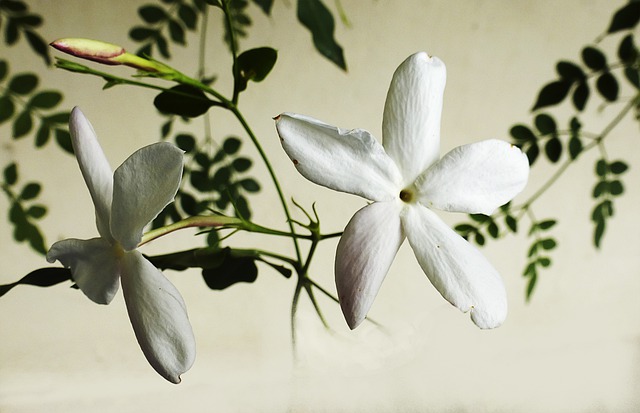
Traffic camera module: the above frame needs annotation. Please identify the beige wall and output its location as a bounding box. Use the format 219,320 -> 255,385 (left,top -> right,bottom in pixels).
1,1 -> 639,411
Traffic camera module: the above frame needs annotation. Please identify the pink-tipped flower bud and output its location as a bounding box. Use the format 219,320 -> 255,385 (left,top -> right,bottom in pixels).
50,38 -> 172,74
50,38 -> 126,65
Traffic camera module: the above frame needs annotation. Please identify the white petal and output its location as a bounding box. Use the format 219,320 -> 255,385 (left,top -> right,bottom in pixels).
403,205 -> 507,329
335,201 -> 405,329
46,237 -> 120,304
69,107 -> 114,240
120,251 -> 196,384
416,139 -> 529,215
382,52 -> 446,185
111,142 -> 184,251
275,113 -> 402,202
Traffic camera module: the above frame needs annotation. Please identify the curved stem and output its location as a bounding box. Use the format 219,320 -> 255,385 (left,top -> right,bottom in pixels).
230,106 -> 303,263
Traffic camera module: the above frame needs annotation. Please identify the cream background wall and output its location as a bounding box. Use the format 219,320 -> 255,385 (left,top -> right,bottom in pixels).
1,1 -> 639,412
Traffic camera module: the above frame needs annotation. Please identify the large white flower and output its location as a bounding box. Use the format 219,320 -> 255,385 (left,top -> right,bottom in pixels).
275,52 -> 529,330
47,107 -> 195,383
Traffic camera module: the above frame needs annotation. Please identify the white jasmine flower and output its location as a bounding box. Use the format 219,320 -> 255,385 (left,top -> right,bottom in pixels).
275,52 -> 529,330
47,107 -> 195,383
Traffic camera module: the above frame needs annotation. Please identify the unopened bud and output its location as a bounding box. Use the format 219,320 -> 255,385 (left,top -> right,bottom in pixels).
50,38 -> 171,74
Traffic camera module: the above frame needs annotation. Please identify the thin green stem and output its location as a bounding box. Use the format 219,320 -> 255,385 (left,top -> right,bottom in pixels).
230,106 -> 303,263
139,215 -> 242,246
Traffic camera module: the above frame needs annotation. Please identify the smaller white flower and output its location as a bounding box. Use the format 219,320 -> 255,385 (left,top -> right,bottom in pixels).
275,52 -> 530,330
47,107 -> 195,383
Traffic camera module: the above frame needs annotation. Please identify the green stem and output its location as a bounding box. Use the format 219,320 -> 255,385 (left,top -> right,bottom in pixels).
229,106 -> 303,263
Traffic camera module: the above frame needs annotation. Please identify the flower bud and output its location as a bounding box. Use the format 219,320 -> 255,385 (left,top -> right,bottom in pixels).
50,38 -> 170,74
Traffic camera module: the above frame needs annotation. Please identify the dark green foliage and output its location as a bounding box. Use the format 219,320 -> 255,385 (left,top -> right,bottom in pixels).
297,0 -> 346,70
454,209 -> 515,247
251,0 -> 273,14
0,0 -> 50,64
607,1 -> 640,33
129,0 -> 204,59
591,158 -> 628,248
152,135 -> 260,234
0,60 -> 72,153
2,163 -> 48,255
0,267 -> 72,297
234,47 -> 277,93
153,84 -> 215,117
523,218 -> 557,301
201,248 -> 258,289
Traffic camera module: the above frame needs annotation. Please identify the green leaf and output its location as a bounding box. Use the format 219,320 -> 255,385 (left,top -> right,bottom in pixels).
609,179 -> 624,196
525,142 -> 540,165
223,137 -> 241,154
156,34 -> 170,58
607,1 -> 640,33
129,26 -> 156,41
556,61 -> 584,81
0,95 -> 15,124
609,160 -> 628,174
211,166 -> 231,187
618,34 -> 637,63
595,159 -> 608,177
20,182 -> 41,200
0,60 -> 7,81
201,250 -> 258,290
168,19 -> 186,44
54,128 -> 73,154
8,73 -> 38,95
594,220 -> 606,248
581,46 -> 607,71
4,20 -> 19,45
474,232 -> 485,246
45,112 -> 70,124
297,0 -> 346,70
12,110 -> 32,138
29,91 -> 62,109
532,80 -> 571,111
235,47 -> 278,92
534,113 -> 557,135
523,262 -> 536,277
572,81 -> 589,111
593,180 -> 608,198
252,0 -> 273,14
24,30 -> 50,65
540,238 -> 557,250
3,163 -> 18,185
525,272 -> 537,301
35,123 -> 50,147
178,4 -> 198,29
139,5 -> 167,23
175,133 -> 196,152
544,137 -> 562,163
0,0 -> 28,12
190,170 -> 211,192
568,136 -> 582,160
487,222 -> 499,238
26,204 -> 46,218
239,178 -> 260,192
180,192 -> 198,215
153,85 -> 214,117
537,219 -> 557,231
537,257 -> 551,267
624,67 -> 640,89
596,72 -> 619,101
510,124 -> 536,142
231,157 -> 252,172
505,215 -> 517,233
0,267 -> 72,298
